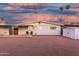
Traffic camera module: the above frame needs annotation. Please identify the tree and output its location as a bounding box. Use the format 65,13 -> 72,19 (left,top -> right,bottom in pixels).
59,7 -> 64,23
65,5 -> 71,9
59,5 -> 71,23
59,7 -> 64,11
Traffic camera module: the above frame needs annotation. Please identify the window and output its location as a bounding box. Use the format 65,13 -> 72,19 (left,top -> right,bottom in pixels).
26,31 -> 29,35
50,26 -> 57,30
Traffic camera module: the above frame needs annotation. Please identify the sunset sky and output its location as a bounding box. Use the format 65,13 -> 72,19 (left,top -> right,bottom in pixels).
0,3 -> 79,24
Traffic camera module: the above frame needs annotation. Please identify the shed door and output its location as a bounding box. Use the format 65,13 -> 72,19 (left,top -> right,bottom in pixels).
14,27 -> 18,35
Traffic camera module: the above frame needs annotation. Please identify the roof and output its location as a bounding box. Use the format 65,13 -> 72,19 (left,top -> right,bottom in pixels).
32,21 -> 64,26
0,24 -> 12,27
63,27 -> 79,29
64,24 -> 79,27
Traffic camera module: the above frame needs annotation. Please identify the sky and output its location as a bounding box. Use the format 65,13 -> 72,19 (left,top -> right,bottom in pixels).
0,3 -> 79,24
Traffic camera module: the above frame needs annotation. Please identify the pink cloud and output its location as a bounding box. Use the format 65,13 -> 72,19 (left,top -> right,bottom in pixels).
8,3 -> 45,8
12,13 -> 79,24
63,15 -> 79,23
70,8 -> 79,12
12,13 -> 58,24
3,6 -> 17,11
3,3 -> 45,11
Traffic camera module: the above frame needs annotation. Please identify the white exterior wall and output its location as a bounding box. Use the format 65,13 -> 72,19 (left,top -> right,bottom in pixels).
18,28 -> 27,35
75,29 -> 79,39
33,23 -> 61,35
63,28 -> 76,39
0,27 -> 9,35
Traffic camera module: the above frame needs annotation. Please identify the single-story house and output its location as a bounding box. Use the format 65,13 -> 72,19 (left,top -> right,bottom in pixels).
12,22 -> 63,36
0,21 -> 63,36
63,24 -> 79,39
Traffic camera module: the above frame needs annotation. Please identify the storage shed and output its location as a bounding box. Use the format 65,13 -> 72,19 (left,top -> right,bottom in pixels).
63,25 -> 79,39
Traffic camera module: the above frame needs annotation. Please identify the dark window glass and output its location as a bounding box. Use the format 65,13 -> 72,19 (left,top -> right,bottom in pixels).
50,27 -> 57,30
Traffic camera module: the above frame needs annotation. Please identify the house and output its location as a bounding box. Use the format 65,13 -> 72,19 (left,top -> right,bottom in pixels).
32,22 -> 63,35
0,21 -> 63,36
63,24 -> 79,39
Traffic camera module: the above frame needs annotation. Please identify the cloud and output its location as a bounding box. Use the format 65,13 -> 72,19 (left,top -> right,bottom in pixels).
70,8 -> 79,12
10,13 -> 79,24
3,6 -> 17,11
2,3 -> 46,12
7,3 -> 46,9
62,15 -> 79,23
11,13 -> 58,24
2,3 -> 79,24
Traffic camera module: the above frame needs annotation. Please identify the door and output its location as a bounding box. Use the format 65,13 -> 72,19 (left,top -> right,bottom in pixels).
9,27 -> 12,35
26,31 -> 33,35
14,27 -> 18,35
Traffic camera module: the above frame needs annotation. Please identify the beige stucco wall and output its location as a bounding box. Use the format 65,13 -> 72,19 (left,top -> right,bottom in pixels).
18,26 -> 33,35
18,28 -> 27,35
63,27 -> 76,39
0,27 -> 9,35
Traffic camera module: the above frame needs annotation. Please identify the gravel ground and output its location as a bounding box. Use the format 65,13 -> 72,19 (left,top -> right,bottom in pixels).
0,35 -> 78,56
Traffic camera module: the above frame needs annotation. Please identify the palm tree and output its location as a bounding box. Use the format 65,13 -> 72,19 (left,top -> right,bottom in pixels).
59,5 -> 71,23
59,7 -> 64,23
65,5 -> 71,9
59,7 -> 64,12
